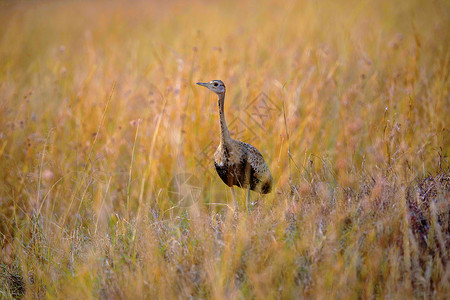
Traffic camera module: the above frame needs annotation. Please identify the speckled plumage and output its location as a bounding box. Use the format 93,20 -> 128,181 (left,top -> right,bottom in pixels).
197,80 -> 273,199
214,140 -> 272,194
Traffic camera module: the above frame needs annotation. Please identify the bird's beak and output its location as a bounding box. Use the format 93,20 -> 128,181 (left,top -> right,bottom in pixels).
196,82 -> 208,87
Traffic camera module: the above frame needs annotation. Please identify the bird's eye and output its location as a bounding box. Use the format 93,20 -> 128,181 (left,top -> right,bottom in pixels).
214,82 -> 218,87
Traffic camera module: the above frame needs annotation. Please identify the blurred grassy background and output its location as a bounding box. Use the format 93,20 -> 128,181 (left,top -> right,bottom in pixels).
0,0 -> 449,298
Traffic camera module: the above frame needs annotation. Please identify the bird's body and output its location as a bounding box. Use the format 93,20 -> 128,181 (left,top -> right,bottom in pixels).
214,140 -> 272,194
197,80 -> 272,209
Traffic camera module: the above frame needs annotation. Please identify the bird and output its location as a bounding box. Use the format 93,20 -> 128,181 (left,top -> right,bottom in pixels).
196,80 -> 273,210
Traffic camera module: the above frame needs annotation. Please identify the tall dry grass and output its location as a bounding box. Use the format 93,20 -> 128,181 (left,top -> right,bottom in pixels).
0,0 -> 449,298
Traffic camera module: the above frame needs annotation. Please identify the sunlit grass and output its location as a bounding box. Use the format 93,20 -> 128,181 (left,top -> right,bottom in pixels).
0,0 -> 449,298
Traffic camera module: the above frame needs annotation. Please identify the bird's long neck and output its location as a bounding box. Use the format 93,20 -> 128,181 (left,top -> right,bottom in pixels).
218,92 -> 231,144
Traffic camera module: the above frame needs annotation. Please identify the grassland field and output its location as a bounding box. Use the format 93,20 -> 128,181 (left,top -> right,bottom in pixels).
0,0 -> 449,299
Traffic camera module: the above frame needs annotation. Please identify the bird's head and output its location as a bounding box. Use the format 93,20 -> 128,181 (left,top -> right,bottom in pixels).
196,80 -> 225,95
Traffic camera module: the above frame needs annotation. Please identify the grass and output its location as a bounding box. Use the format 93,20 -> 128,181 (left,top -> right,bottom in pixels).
0,0 -> 449,298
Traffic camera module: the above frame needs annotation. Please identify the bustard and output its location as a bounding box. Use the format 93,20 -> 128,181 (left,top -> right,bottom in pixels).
196,80 -> 273,210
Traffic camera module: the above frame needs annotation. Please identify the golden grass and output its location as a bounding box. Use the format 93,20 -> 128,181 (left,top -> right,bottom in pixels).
0,0 -> 449,298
